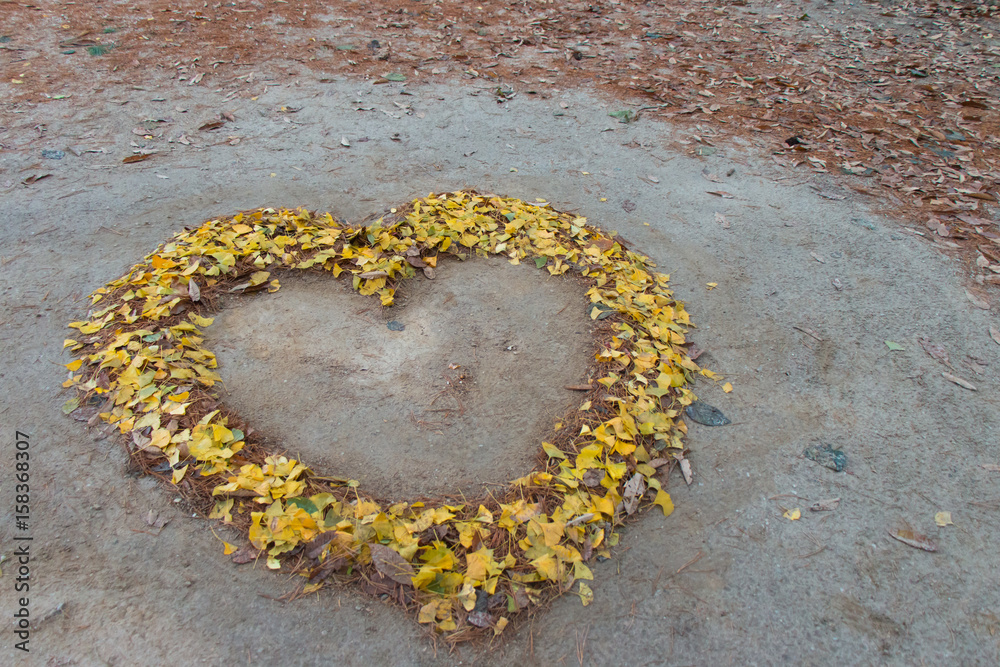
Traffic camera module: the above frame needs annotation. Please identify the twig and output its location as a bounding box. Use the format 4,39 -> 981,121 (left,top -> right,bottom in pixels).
792,325 -> 824,341
676,550 -> 704,574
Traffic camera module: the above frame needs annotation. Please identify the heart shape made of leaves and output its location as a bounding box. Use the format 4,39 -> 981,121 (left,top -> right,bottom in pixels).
64,190 -> 707,640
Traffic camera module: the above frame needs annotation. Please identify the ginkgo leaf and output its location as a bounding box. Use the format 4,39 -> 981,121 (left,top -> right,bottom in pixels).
652,489 -> 674,516
541,442 -> 566,460
578,581 -> 594,606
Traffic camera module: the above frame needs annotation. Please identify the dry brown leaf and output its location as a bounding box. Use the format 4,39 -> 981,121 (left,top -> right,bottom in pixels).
620,472 -> 646,516
966,290 -> 990,310
888,529 -> 937,552
144,509 -> 169,529
122,154 -> 153,164
918,337 -> 953,369
231,545 -> 262,564
942,371 -> 976,391
188,279 -> 201,302
679,458 -> 693,485
405,255 -> 427,268
810,498 -> 841,512
370,544 -> 415,586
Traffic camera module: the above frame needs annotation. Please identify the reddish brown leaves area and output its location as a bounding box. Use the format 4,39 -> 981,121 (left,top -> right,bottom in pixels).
3,0 -> 999,275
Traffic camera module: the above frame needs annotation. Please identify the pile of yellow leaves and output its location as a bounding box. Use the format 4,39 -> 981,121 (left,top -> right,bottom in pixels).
63,191 -> 708,639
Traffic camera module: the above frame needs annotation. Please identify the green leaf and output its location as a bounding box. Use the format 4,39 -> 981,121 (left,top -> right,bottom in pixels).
608,109 -> 637,123
287,497 -> 319,515
384,73 -> 406,82
885,340 -> 905,351
541,442 -> 566,460
62,397 -> 80,414
534,257 -> 547,268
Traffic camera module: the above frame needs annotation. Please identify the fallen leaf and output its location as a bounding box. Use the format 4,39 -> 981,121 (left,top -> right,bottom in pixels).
652,489 -> 674,516
714,212 -> 730,228
678,458 -> 693,485
578,581 -> 594,606
885,341 -> 905,351
341,136 -> 351,147
888,529 -> 937,552
706,190 -> 734,198
370,544 -> 415,586
990,325 -> 1000,346
918,337 -> 952,369
188,279 -> 201,302
934,511 -> 953,527
810,252 -> 826,263
809,498 -> 840,512
941,371 -> 976,391
541,441 -> 566,460
981,464 -> 1000,472
23,173 -> 52,185
198,119 -> 225,131
231,545 -> 261,564
620,472 -> 646,515
144,509 -> 169,530
467,611 -> 492,627
783,508 -> 801,521
966,290 -> 990,310
722,382 -> 732,393
122,154 -> 152,164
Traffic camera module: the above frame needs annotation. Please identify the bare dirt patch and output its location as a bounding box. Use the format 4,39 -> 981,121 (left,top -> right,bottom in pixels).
208,256 -> 594,500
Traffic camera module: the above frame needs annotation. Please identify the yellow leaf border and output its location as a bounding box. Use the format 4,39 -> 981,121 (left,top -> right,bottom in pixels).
63,191 -> 705,641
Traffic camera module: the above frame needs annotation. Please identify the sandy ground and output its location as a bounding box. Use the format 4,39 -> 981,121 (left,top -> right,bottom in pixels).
1,67 -> 999,666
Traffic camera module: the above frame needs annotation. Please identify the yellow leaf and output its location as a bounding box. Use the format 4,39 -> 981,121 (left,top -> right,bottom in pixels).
783,508 -> 801,521
541,442 -> 566,460
65,359 -> 84,372
457,582 -> 477,611
531,554 -> 560,581
417,601 -> 440,624
494,617 -> 509,635
578,581 -> 594,606
249,271 -> 270,286
706,282 -> 718,290
722,382 -> 733,393
223,541 -> 237,555
652,489 -> 674,516
934,511 -> 953,527
189,313 -> 214,327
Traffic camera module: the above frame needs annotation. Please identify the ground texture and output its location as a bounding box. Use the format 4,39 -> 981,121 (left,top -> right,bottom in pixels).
2,1 -> 1000,665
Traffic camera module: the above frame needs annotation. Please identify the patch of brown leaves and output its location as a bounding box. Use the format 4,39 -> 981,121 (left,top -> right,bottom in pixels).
3,0 -> 999,280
